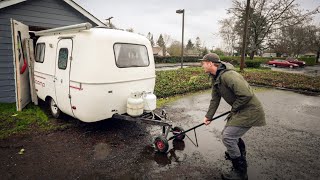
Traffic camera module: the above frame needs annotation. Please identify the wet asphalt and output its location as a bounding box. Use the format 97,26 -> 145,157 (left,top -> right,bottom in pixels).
1,88 -> 320,179
153,87 -> 320,179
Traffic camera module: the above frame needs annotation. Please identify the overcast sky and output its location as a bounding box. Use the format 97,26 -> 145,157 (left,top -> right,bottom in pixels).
75,0 -> 320,50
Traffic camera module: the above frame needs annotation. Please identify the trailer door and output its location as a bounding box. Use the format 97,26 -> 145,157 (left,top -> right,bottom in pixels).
54,39 -> 73,116
10,19 -> 31,111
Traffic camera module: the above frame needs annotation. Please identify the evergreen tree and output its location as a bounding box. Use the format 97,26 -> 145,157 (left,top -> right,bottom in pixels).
195,37 -> 202,56
157,34 -> 165,47
157,34 -> 166,56
186,39 -> 194,50
147,32 -> 155,46
150,35 -> 155,46
202,47 -> 208,56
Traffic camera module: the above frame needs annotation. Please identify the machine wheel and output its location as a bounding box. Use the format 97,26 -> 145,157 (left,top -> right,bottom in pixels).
172,126 -> 185,141
49,98 -> 61,118
154,136 -> 169,153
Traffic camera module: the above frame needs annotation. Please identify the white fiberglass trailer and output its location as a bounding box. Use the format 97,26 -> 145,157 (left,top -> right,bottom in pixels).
32,23 -> 156,122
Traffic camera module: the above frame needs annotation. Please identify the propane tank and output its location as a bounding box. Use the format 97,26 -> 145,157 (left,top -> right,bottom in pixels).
143,92 -> 157,111
127,93 -> 144,117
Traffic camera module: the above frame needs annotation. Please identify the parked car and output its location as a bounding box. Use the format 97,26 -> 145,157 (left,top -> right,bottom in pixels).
285,57 -> 306,67
267,59 -> 299,68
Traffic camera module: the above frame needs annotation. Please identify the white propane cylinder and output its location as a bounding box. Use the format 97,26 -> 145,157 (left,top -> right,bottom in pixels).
143,93 -> 157,111
127,93 -> 144,117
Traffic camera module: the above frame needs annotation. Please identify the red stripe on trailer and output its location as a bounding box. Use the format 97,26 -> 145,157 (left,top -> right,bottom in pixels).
70,86 -> 83,90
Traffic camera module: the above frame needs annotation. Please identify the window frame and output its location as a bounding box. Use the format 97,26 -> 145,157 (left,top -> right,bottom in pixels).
35,43 -> 45,63
113,43 -> 150,68
57,48 -> 69,70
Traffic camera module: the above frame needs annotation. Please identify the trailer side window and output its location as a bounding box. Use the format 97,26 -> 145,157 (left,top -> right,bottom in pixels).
114,44 -> 149,68
35,43 -> 45,63
58,48 -> 68,70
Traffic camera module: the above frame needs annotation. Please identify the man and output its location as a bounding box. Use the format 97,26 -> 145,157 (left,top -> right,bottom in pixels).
199,53 -> 266,180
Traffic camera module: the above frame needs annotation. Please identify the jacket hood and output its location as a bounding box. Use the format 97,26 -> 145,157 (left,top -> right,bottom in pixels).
220,61 -> 235,71
213,61 -> 235,85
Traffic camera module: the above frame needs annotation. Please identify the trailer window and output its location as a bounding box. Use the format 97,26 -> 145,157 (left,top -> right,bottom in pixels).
35,43 -> 45,63
58,48 -> 68,70
114,44 -> 149,68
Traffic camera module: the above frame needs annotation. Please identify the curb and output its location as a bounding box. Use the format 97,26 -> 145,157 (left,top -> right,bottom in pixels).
250,84 -> 320,96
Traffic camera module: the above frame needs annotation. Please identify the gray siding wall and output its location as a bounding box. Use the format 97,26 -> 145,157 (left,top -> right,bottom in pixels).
0,0 -> 98,103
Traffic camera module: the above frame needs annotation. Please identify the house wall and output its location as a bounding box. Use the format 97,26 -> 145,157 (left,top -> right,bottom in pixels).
262,53 -> 277,58
0,0 -> 98,103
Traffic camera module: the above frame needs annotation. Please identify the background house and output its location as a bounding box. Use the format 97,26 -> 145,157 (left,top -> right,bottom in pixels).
262,50 -> 277,58
0,0 -> 105,103
152,46 -> 170,56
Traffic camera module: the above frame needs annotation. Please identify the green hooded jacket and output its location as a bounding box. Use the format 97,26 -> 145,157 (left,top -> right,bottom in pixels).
206,62 -> 266,127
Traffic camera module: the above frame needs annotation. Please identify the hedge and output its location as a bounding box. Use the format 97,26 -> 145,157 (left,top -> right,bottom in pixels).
154,56 -> 317,66
154,67 -> 320,98
299,57 -> 317,66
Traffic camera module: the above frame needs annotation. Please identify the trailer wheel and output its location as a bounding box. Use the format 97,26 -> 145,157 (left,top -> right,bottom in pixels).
172,126 -> 185,140
154,136 -> 169,153
49,98 -> 61,118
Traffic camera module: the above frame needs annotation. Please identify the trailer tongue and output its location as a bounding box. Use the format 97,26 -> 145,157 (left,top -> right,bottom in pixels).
113,111 -> 231,153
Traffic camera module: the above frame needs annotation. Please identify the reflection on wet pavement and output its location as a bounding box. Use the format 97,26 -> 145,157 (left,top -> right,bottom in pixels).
138,88 -> 320,179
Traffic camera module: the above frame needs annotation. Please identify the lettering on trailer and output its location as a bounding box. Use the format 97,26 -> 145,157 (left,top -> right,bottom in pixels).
35,79 -> 45,87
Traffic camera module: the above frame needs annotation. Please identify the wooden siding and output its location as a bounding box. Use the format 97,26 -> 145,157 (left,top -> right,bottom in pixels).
0,0 -> 99,103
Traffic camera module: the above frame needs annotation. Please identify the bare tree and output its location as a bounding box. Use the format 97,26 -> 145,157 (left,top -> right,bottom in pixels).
228,0 -> 319,59
162,34 -> 172,56
167,40 -> 182,56
219,17 -> 238,56
307,25 -> 320,62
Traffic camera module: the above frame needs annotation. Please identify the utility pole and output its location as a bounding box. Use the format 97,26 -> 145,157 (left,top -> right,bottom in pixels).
240,0 -> 250,71
176,9 -> 185,68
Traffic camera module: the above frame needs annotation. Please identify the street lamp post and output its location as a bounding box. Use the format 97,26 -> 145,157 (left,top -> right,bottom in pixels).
176,9 -> 185,68
106,16 -> 113,28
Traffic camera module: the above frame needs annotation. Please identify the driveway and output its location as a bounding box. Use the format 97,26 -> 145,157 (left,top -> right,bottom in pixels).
0,88 -> 319,179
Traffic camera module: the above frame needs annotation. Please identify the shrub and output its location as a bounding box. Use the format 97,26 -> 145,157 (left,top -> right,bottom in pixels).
154,56 -> 201,63
245,60 -> 263,68
154,56 -> 317,66
299,57 -> 317,66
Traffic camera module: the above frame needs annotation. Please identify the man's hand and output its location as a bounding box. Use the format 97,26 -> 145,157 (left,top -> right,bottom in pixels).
203,117 -> 211,125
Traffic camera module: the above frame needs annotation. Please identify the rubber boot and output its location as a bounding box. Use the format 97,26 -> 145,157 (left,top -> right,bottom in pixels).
222,156 -> 248,180
225,138 -> 246,160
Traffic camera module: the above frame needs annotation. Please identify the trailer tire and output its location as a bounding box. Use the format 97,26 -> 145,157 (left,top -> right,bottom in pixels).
154,136 -> 169,153
172,126 -> 185,141
49,98 -> 61,118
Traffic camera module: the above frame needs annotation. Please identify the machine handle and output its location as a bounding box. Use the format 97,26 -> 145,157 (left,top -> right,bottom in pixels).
168,111 -> 231,141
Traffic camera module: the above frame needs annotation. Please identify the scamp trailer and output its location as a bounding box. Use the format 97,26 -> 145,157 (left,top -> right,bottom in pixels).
12,20 -> 188,153
32,23 -> 158,122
